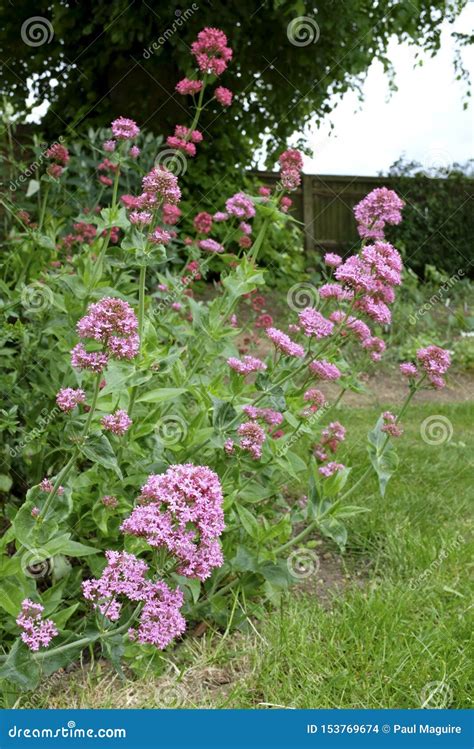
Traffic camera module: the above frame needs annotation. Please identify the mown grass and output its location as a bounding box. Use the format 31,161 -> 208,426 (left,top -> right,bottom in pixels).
14,401 -> 473,709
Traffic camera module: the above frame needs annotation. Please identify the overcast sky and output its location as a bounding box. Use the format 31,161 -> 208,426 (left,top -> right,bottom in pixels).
301,3 -> 474,176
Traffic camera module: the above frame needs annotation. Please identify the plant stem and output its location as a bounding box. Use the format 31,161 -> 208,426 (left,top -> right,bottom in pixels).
38,183 -> 50,232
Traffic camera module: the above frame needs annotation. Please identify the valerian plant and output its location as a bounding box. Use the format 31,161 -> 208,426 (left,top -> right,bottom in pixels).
0,27 -> 452,694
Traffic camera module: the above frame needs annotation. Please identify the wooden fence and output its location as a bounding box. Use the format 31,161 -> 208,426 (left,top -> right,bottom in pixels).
253,171 -> 474,256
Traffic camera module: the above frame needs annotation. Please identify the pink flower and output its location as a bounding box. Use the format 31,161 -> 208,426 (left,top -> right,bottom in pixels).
324,252 -> 342,267
266,327 -> 305,358
48,164 -> 64,179
46,143 -> 69,165
191,27 -> 233,76
416,345 -> 451,388
149,227 -> 172,245
354,187 -> 404,239
303,388 -> 326,410
280,169 -> 301,191
321,421 -> 346,453
39,478 -> 64,495
142,166 -> 181,204
227,355 -> 267,375
102,495 -> 118,508
121,194 -> 140,210
255,313 -> 273,329
238,421 -> 266,460
224,438 -> 235,455
129,581 -> 186,649
239,235 -> 252,248
121,465 -> 225,581
226,192 -> 255,220
213,211 -> 228,222
194,212 -> 213,234
16,599 -> 58,652
162,203 -> 182,225
278,149 -> 303,173
259,186 -> 271,198
199,238 -> 224,253
176,78 -> 203,95
381,411 -> 403,437
242,405 -> 283,426
71,344 -> 109,373
400,362 -> 418,378
111,116 -> 140,140
103,139 -> 116,152
129,145 -> 140,158
319,462 -> 345,478
56,387 -> 86,412
298,308 -> 334,338
129,210 -> 153,227
101,409 -> 132,436
280,196 -> 292,212
99,175 -> 112,187
309,359 -> 341,380
214,86 -> 233,106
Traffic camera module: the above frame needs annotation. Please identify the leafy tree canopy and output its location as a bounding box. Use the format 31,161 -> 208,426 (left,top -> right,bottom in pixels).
0,0 -> 470,167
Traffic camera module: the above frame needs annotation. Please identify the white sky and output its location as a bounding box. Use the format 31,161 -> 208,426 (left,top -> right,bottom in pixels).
301,3 -> 474,176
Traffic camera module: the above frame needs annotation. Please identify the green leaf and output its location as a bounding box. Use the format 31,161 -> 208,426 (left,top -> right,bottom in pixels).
51,603 -> 80,629
136,387 -> 186,403
236,504 -> 261,540
213,400 -> 237,431
321,467 -> 351,498
0,473 -> 12,492
318,517 -> 348,551
44,533 -> 98,557
0,640 -> 41,692
80,434 -> 122,479
231,545 -> 258,573
258,560 -> 292,588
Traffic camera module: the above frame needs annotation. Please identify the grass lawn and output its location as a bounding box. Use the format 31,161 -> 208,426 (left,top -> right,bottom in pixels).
15,401 -> 473,709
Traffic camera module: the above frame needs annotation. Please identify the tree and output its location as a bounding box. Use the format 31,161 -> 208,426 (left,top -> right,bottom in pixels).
0,0 -> 469,168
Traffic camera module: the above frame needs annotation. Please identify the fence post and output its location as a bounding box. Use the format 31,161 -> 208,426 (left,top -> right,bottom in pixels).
302,174 -> 315,252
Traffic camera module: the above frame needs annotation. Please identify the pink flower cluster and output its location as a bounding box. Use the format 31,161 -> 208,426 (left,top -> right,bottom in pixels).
194,212 -> 213,234
121,465 -> 225,581
416,345 -> 451,389
72,297 -> 139,372
17,599 -> 58,652
191,27 -> 232,75
227,355 -> 267,375
354,187 -> 404,240
225,192 -> 255,220
309,359 -> 341,381
214,86 -> 233,107
167,125 -> 203,157
176,78 -> 203,96
236,421 -> 266,459
381,411 -> 403,437
82,551 -> 186,649
319,462 -> 345,478
111,117 -> 140,140
199,238 -> 224,253
101,409 -> 132,436
142,166 -> 181,204
40,478 -> 64,495
314,422 -> 346,470
242,405 -> 283,426
302,388 -> 327,415
56,387 -> 86,412
266,327 -> 304,358
278,149 -> 303,191
298,307 -> 334,338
